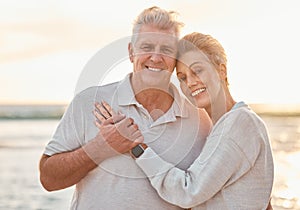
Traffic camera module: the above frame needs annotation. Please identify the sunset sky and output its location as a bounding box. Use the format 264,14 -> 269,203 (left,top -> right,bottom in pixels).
1,0 -> 300,104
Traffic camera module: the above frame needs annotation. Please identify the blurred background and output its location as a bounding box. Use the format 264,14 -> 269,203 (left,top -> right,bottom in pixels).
0,0 -> 300,209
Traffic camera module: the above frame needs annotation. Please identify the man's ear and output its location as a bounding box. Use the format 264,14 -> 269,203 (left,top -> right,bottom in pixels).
128,43 -> 134,63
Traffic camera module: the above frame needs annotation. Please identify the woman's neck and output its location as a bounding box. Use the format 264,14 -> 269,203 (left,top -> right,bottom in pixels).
205,89 -> 236,125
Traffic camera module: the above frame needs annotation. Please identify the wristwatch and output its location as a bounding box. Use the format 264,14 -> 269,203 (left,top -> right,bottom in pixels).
130,143 -> 148,159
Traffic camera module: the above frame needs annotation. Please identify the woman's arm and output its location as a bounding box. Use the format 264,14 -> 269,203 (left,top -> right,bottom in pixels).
135,136 -> 248,208
95,101 -> 253,208
95,100 -> 243,207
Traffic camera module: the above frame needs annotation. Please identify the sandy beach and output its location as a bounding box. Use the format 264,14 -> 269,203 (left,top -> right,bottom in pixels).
0,106 -> 299,209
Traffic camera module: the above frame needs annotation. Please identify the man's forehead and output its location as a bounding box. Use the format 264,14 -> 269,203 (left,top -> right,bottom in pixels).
134,32 -> 178,45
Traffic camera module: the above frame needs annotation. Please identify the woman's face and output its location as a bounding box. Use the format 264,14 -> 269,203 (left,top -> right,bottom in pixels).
176,50 -> 223,109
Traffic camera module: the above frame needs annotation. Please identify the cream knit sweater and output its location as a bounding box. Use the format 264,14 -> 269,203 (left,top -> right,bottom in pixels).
136,102 -> 274,210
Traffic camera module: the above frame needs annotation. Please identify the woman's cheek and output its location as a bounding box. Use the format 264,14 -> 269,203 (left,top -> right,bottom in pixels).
180,83 -> 189,96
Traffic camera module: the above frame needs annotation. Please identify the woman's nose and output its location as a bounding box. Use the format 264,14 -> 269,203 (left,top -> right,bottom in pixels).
186,74 -> 199,88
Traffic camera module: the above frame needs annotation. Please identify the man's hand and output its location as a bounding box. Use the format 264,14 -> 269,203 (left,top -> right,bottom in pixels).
93,101 -> 144,154
266,198 -> 273,210
39,101 -> 144,192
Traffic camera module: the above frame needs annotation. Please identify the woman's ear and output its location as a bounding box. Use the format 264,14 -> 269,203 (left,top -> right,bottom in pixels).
219,64 -> 228,85
128,43 -> 134,63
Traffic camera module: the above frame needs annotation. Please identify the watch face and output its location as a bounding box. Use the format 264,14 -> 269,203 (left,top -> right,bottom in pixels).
131,145 -> 144,158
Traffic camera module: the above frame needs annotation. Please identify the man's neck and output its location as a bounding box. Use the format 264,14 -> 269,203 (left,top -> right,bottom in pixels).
135,88 -> 174,121
130,72 -> 174,120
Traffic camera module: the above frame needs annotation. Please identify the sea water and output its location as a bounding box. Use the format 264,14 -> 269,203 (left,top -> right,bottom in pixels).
0,105 -> 299,210
0,119 -> 74,210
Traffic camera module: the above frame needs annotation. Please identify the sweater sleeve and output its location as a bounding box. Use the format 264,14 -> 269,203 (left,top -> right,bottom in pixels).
136,135 -> 252,208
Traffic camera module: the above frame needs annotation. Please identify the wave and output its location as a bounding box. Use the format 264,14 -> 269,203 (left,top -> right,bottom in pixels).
0,104 -> 67,119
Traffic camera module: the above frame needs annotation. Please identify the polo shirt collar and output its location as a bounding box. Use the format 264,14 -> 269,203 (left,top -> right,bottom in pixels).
116,73 -> 189,118
169,83 -> 189,118
117,73 -> 138,106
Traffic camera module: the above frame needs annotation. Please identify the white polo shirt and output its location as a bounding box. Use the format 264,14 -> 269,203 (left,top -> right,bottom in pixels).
44,73 -> 209,210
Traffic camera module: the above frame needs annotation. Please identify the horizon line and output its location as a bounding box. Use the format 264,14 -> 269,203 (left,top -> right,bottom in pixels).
1,102 -> 300,117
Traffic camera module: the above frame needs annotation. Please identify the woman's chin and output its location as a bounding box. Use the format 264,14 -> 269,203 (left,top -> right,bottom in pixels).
193,98 -> 209,109
185,93 -> 209,109
188,98 -> 201,108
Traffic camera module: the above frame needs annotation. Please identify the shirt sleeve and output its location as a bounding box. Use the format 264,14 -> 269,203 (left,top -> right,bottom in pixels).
136,135 -> 252,208
44,93 -> 85,156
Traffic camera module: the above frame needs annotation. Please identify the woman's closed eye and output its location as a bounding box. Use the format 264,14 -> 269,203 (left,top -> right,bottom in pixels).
192,67 -> 203,75
177,74 -> 187,82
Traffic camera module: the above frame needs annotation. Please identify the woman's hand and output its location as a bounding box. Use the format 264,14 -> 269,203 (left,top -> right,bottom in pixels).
93,101 -> 144,154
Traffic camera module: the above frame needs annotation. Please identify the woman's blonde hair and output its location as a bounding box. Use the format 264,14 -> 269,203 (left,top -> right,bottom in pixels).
178,32 -> 227,67
178,32 -> 228,85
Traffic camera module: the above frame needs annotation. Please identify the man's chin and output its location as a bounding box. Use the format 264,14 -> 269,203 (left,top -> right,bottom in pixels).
141,70 -> 171,83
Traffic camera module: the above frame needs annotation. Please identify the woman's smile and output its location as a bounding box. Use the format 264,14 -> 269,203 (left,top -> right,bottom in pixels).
191,87 -> 206,97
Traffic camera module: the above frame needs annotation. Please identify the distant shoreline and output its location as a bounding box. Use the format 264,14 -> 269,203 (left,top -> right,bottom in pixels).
0,103 -> 300,119
249,104 -> 300,117
0,104 -> 67,119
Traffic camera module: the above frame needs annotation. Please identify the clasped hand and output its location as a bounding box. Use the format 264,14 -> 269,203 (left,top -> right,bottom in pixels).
93,101 -> 144,154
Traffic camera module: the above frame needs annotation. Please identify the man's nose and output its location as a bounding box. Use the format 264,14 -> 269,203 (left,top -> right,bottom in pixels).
150,52 -> 163,63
